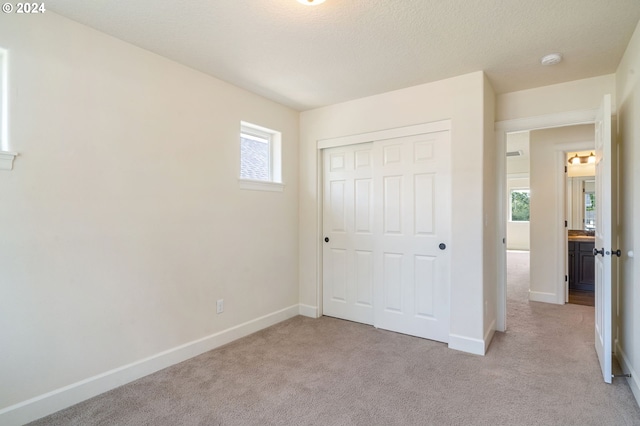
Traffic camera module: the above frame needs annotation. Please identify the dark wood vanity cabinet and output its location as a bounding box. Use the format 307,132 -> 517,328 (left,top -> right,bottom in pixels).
568,240 -> 595,292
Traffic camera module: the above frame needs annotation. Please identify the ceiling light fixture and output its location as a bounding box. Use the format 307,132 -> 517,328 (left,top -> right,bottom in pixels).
297,0 -> 326,5
540,53 -> 563,66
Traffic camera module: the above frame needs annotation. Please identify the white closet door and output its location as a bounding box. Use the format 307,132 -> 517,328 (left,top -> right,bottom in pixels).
322,130 -> 451,343
322,143 -> 375,325
372,132 -> 451,342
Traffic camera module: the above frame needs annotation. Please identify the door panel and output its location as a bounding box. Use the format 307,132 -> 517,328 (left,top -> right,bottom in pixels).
328,248 -> 347,302
355,250 -> 373,307
594,94 -> 613,384
414,254 -> 436,317
373,132 -> 451,342
383,176 -> 403,233
355,179 -> 373,233
323,144 -> 375,325
383,253 -> 403,312
414,174 -> 435,235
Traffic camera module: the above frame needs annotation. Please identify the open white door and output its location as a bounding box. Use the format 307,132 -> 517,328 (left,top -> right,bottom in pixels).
594,94 -> 613,384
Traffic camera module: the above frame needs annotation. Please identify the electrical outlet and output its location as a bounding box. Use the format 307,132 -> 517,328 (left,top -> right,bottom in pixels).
216,299 -> 224,314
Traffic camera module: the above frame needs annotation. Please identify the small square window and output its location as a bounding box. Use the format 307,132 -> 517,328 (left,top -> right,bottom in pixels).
510,189 -> 530,221
240,130 -> 271,181
239,121 -> 283,192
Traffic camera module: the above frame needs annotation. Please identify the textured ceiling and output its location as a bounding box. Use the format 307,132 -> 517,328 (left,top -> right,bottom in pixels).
48,0 -> 640,111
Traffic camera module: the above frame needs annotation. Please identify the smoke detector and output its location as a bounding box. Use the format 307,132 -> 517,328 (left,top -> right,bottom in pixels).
540,53 -> 563,66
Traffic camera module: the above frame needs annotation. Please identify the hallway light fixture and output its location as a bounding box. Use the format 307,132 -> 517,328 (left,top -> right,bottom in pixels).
297,0 -> 326,5
568,152 -> 595,165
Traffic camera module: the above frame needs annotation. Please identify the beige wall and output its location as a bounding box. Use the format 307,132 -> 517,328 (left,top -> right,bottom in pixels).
299,71 -> 495,355
496,75 -> 616,121
0,12 -> 299,413
529,125 -> 594,303
615,18 -> 640,406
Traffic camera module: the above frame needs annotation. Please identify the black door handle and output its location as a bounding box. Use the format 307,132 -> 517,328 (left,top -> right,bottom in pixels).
611,249 -> 621,257
324,237 -> 329,243
593,247 -> 605,257
439,243 -> 446,250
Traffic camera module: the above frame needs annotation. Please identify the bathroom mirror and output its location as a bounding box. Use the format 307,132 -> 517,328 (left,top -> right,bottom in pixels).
567,176 -> 595,231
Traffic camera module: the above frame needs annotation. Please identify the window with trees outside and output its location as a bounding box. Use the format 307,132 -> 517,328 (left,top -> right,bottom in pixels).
510,189 -> 530,221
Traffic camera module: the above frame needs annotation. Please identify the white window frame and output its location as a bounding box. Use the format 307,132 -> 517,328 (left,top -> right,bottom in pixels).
239,121 -> 283,192
509,188 -> 530,222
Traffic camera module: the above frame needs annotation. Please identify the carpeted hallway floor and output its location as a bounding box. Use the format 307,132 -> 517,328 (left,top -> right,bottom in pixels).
29,251 -> 640,425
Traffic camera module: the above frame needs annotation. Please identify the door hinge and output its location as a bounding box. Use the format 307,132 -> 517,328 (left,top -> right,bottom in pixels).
564,166 -> 567,173
565,275 -> 568,282
565,220 -> 568,228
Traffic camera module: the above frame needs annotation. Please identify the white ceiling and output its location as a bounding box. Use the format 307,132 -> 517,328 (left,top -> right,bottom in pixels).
48,0 -> 640,111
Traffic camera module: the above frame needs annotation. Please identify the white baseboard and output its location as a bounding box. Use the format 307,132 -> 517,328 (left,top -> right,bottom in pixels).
0,304 -> 300,426
615,341 -> 640,408
483,318 -> 497,353
448,333 -> 486,356
529,291 -> 560,304
298,304 -> 318,318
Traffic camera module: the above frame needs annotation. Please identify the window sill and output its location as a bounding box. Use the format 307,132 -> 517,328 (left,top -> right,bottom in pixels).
238,179 -> 285,192
0,151 -> 18,171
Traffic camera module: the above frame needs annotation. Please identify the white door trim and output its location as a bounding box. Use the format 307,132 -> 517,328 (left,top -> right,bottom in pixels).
316,120 -> 452,320
553,141 -> 597,305
495,109 -> 597,332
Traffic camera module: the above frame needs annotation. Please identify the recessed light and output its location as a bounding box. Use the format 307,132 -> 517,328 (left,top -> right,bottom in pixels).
297,0 -> 326,5
540,53 -> 562,66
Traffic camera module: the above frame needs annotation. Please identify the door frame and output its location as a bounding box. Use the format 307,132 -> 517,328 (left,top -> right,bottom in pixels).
496,109 -> 599,331
315,120 -> 452,319
556,141 -> 597,302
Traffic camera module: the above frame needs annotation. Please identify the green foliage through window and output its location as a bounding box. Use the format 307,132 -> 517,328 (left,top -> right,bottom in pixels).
511,190 -> 530,221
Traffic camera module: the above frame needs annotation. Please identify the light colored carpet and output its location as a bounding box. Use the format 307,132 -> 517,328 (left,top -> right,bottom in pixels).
29,251 -> 640,425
